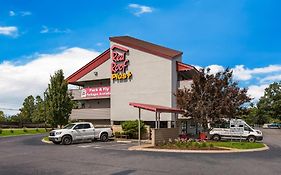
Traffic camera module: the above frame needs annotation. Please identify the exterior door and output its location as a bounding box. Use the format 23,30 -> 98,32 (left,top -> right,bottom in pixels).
83,123 -> 95,139
72,124 -> 84,140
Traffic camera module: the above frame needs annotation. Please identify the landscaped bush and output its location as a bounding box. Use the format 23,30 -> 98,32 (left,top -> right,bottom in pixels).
23,127 -> 28,133
158,139 -> 265,150
0,128 -> 2,134
121,120 -> 146,139
36,128 -> 39,132
114,132 -> 121,138
10,129 -> 14,133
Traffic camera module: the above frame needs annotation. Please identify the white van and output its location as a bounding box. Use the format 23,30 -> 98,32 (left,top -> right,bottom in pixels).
209,119 -> 263,142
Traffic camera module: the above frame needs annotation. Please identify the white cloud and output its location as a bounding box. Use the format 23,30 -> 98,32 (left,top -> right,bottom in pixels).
247,84 -> 268,100
20,11 -> 32,16
0,48 -> 100,115
9,11 -> 16,16
8,10 -> 32,17
128,3 -> 153,16
96,42 -> 103,47
260,74 -> 281,83
232,64 -> 281,81
0,26 -> 18,37
40,25 -> 71,34
206,64 -> 225,74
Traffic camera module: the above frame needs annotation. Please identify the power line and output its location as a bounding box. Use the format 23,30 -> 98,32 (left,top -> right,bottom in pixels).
0,107 -> 20,111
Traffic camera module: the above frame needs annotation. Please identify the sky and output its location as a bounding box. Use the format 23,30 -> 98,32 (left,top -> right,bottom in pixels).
1,0 -> 281,114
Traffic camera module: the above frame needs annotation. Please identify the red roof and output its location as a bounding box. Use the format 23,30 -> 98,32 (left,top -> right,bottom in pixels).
129,102 -> 184,113
177,62 -> 196,72
110,36 -> 183,59
67,49 -> 110,84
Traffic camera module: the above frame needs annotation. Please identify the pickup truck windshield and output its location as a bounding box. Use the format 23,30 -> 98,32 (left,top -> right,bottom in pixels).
63,124 -> 75,129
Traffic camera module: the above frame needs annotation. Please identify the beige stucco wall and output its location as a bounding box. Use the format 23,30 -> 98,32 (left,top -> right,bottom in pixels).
77,58 -> 111,82
151,128 -> 179,146
110,41 -> 181,122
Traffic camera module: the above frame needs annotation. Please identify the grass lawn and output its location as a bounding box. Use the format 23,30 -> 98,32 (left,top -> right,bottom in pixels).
42,136 -> 49,142
210,141 -> 265,149
155,141 -> 265,150
0,128 -> 48,137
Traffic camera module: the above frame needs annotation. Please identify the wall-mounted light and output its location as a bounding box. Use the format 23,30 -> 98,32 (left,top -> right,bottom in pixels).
94,72 -> 98,76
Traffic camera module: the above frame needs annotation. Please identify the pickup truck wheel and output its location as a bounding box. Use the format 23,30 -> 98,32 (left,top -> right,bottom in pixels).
62,135 -> 72,145
100,133 -> 108,142
212,134 -> 221,141
247,136 -> 256,143
52,141 -> 61,145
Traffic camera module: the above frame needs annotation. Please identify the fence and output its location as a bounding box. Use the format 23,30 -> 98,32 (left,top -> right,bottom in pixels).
0,122 -> 49,128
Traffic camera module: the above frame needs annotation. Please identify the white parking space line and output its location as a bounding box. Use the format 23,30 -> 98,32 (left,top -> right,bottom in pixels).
76,143 -> 133,150
78,145 -> 94,148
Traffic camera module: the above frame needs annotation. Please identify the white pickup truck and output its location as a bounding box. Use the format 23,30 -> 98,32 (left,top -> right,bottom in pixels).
49,122 -> 113,145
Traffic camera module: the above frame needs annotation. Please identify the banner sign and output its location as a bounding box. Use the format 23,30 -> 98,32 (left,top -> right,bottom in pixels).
81,86 -> 110,98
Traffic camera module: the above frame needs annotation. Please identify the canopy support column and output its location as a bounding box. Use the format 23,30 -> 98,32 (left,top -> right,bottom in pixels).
158,112 -> 161,129
138,108 -> 141,146
155,112 -> 158,129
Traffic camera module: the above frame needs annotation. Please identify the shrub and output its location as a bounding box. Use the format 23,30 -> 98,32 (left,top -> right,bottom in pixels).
210,143 -> 214,148
194,142 -> 200,148
121,120 -> 146,139
114,132 -> 121,138
23,127 -> 28,133
10,129 -> 14,133
36,128 -> 39,132
201,142 -> 207,148
0,128 -> 2,134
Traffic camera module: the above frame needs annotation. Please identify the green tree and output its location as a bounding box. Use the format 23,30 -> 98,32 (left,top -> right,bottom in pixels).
0,111 -> 5,122
257,82 -> 281,121
242,105 -> 270,125
121,120 -> 146,139
32,96 -> 45,123
19,95 -> 35,123
176,68 -> 251,132
46,69 -> 73,128
5,114 -> 21,123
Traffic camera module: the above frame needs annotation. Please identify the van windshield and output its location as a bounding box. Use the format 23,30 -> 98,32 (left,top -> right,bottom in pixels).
63,124 -> 75,129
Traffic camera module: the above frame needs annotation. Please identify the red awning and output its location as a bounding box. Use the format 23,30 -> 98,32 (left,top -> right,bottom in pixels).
177,62 -> 196,72
129,102 -> 184,114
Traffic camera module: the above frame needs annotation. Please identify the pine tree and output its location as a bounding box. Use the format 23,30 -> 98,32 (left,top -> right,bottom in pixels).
45,69 -> 73,128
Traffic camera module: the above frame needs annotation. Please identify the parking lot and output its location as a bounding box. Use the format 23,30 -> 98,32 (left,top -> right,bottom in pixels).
74,141 -> 137,151
0,128 -> 280,175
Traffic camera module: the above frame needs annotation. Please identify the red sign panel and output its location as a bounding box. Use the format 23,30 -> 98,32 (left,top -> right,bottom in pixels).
81,86 -> 110,98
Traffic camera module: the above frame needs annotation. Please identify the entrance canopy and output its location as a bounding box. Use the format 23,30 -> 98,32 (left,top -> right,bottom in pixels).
129,102 -> 184,114
129,102 -> 184,145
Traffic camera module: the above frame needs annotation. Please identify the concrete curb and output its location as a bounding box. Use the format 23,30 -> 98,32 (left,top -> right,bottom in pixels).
128,143 -> 269,154
41,138 -> 52,144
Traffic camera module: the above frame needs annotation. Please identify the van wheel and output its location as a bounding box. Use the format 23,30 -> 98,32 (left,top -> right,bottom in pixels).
212,134 -> 221,141
62,135 -> 72,145
247,136 -> 256,143
100,133 -> 108,142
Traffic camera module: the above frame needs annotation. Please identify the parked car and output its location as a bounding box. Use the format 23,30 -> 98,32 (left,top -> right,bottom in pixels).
263,123 -> 281,129
49,122 -> 113,145
209,119 -> 263,142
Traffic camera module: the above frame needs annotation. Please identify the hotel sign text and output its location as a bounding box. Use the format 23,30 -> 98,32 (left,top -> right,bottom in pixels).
111,45 -> 132,80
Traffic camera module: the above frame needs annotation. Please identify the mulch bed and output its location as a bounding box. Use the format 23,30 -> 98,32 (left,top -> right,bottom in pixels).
150,146 -> 228,150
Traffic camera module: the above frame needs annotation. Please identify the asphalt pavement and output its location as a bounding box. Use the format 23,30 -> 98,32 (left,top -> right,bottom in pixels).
0,128 -> 280,175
